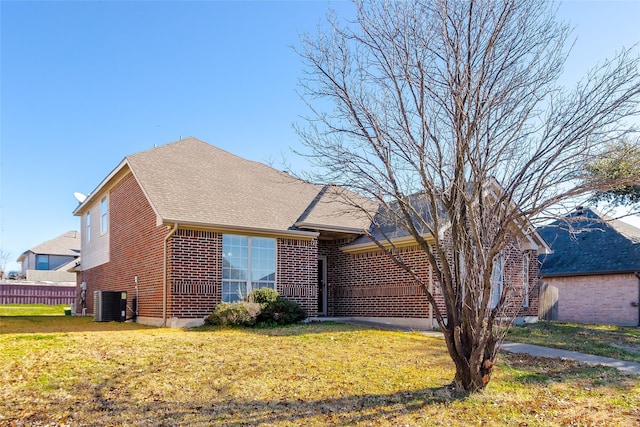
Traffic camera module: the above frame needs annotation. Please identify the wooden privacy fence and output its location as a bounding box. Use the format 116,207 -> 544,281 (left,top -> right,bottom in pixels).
0,282 -> 76,305
538,281 -> 559,321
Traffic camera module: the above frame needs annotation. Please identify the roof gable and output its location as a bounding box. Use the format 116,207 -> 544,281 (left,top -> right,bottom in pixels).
538,208 -> 640,276
73,137 -> 380,236
125,137 -> 325,233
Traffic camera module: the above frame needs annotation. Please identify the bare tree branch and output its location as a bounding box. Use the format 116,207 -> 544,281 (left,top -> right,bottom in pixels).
296,0 -> 640,392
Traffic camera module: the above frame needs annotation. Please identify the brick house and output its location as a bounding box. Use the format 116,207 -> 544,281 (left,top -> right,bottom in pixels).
74,137 -> 548,327
538,207 -> 640,326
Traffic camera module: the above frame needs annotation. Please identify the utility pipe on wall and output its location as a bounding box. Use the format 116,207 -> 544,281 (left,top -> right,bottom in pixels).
635,272 -> 640,327
163,223 -> 178,326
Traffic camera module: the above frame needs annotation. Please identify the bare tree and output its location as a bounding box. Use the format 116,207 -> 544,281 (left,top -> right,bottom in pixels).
296,0 -> 640,392
0,249 -> 11,279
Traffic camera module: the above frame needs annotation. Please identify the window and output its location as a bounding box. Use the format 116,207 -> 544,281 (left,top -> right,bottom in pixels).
522,253 -> 530,308
86,212 -> 91,242
100,197 -> 108,234
222,235 -> 276,302
36,254 -> 49,270
490,255 -> 503,309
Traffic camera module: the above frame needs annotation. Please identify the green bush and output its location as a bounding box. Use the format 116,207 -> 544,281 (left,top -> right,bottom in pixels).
205,290 -> 307,327
205,302 -> 261,326
247,287 -> 279,306
258,296 -> 307,325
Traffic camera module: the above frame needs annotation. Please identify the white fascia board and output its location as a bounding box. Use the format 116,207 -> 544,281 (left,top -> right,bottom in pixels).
72,159 -> 129,216
294,221 -> 365,235
341,233 -> 435,254
163,220 -> 320,240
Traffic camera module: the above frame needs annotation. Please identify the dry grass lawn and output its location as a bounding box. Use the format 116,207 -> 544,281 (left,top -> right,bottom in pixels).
1,317 -> 639,426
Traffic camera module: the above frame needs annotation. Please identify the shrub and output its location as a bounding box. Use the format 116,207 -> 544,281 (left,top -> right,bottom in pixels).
258,297 -> 307,325
206,302 -> 261,326
247,287 -> 279,306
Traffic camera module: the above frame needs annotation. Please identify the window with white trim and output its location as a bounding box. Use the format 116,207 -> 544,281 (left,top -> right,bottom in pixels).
86,212 -> 91,242
522,253 -> 530,308
490,255 -> 503,309
222,235 -> 276,302
100,197 -> 108,234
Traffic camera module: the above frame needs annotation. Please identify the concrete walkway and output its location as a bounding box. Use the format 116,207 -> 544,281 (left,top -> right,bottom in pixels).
328,318 -> 640,375
500,341 -> 640,374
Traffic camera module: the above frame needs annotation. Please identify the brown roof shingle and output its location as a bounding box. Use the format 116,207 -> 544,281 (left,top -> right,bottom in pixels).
75,137 -> 373,236
125,138 -> 344,233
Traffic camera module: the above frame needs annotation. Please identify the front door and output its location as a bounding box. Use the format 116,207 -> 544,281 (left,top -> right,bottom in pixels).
317,256 -> 327,315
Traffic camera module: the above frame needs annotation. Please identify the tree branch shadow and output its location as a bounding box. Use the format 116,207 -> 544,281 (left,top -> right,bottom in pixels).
78,382 -> 469,426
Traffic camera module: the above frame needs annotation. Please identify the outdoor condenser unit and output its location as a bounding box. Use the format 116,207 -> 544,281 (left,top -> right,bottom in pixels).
94,291 -> 127,322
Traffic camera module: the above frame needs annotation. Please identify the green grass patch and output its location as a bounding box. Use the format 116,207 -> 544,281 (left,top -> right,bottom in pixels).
1,317 -> 639,426
0,303 -> 70,316
506,321 -> 640,363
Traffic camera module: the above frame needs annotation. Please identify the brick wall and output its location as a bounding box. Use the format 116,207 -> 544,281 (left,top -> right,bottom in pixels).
168,232 -> 319,318
168,229 -> 222,318
320,238 -> 435,318
278,238 -> 318,317
319,237 -> 539,320
78,172 -> 167,319
543,273 -> 639,326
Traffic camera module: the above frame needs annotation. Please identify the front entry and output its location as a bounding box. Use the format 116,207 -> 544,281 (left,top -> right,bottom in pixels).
317,256 -> 327,315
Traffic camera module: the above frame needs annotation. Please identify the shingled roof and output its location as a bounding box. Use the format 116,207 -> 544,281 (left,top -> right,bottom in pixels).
17,230 -> 81,262
538,208 -> 640,277
74,137 -> 371,236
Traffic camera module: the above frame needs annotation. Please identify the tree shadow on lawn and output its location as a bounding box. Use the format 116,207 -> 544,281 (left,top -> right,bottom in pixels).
64,381 -> 468,427
23,361 -> 637,427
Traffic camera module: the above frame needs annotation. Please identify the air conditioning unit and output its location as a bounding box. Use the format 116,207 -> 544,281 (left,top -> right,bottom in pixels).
94,291 -> 127,322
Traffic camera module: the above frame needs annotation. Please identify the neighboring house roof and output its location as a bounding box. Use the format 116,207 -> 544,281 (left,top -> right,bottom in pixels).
17,230 -> 81,262
73,137 -> 371,236
538,208 -> 640,277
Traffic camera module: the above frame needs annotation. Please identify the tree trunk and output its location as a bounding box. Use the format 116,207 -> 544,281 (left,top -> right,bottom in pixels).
444,326 -> 497,392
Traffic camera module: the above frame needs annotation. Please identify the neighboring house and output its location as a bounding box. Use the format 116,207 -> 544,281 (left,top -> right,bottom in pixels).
538,208 -> 640,326
73,137 -> 548,327
17,230 -> 81,283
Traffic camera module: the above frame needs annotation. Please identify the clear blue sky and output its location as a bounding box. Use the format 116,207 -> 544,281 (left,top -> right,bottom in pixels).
1,0 -> 639,273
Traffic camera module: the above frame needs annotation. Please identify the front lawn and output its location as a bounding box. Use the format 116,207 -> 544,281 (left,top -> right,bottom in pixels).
1,317 -> 638,426
507,321 -> 640,363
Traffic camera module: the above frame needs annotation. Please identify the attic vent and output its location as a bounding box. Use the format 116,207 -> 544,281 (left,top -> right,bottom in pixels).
575,206 -> 584,216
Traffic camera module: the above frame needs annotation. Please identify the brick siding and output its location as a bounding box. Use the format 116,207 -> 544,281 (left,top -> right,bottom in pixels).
168,229 -> 222,318
78,172 -> 166,319
542,273 -> 639,326
278,238 -> 318,317
319,238 -> 539,320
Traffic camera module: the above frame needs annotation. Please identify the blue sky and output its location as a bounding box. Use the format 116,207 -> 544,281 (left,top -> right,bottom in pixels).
1,0 -> 639,273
